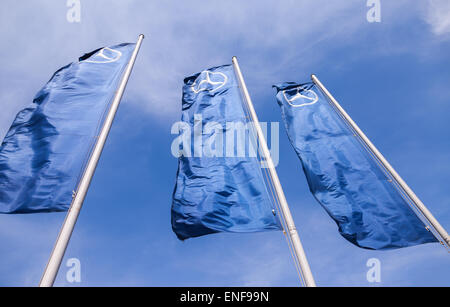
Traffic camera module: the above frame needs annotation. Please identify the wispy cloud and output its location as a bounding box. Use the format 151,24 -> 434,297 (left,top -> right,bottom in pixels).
3,0 -> 448,133
0,0 -> 366,127
425,0 -> 450,37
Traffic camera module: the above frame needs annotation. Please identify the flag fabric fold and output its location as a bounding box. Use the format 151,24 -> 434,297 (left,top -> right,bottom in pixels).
0,43 -> 135,213
273,81 -> 437,250
171,64 -> 281,240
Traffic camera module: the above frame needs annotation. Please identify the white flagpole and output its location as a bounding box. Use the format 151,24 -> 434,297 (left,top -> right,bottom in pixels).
232,57 -> 316,287
311,74 -> 450,248
39,34 -> 145,287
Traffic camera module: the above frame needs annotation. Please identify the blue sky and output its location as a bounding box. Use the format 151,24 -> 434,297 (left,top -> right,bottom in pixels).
0,0 -> 449,286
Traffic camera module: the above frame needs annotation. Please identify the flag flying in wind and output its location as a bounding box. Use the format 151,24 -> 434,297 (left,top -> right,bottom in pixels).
273,82 -> 438,250
171,64 -> 281,240
0,43 -> 135,214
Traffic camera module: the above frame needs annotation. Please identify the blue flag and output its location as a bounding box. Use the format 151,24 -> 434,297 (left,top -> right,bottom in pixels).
0,43 -> 135,213
273,82 -> 437,250
171,65 -> 281,240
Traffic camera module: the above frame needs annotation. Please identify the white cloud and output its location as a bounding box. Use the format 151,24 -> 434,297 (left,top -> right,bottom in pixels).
0,0 -> 365,128
425,0 -> 450,36
1,0 -> 449,135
